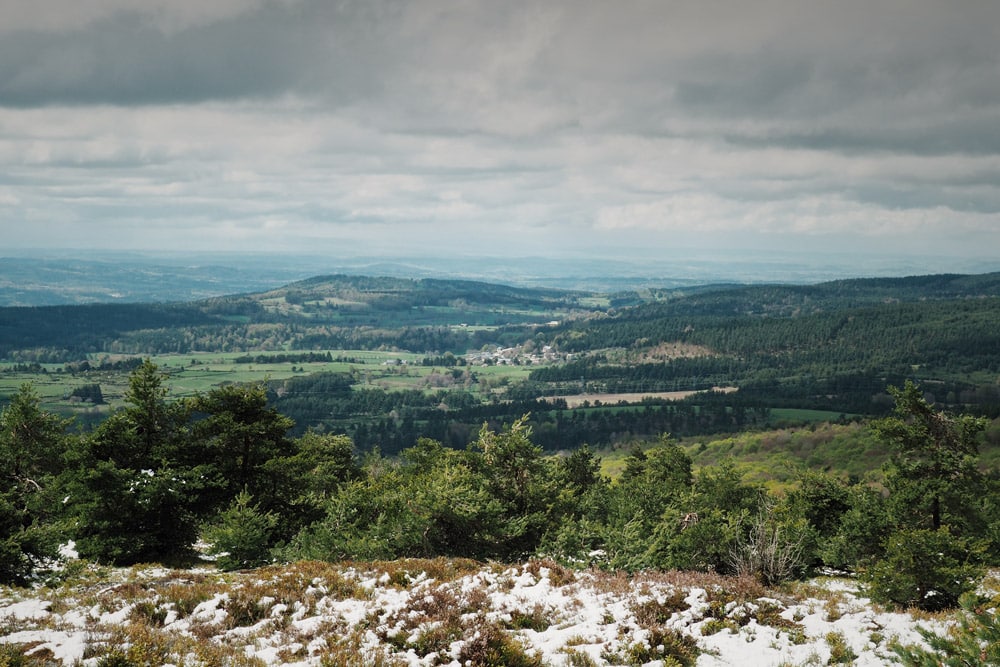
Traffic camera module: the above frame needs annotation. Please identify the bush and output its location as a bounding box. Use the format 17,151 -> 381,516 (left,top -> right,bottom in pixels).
864,528 -> 984,611
727,499 -> 811,585
647,508 -> 738,573
891,592 -> 1000,665
457,620 -> 545,667
203,490 -> 278,571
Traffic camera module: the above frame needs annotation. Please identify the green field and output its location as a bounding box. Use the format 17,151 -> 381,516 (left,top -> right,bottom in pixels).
0,349 -> 543,416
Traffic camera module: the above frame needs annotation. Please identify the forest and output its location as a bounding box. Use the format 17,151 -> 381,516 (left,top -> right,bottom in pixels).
1,362 -> 997,625
2,271 -> 1000,623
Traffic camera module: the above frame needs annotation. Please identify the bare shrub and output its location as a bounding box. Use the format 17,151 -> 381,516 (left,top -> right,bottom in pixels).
728,499 -> 809,586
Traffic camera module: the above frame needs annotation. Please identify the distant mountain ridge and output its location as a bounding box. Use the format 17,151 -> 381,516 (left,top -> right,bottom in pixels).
5,252 -> 998,307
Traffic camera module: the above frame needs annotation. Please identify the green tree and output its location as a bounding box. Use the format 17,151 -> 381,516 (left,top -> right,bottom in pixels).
643,462 -> 760,574
603,436 -> 694,570
190,383 -> 295,511
203,490 -> 279,571
864,382 -> 990,609
865,528 -> 985,611
288,467 -> 416,562
470,416 -> 557,559
0,384 -> 71,583
65,361 -> 206,564
891,592 -> 1000,665
787,470 -> 851,540
262,431 -> 360,541
823,482 -> 892,569
873,381 -> 986,532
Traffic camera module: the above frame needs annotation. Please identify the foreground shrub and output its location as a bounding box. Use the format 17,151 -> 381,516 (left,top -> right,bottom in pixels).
203,489 -> 278,571
891,592 -> 1000,665
458,620 -> 545,667
864,528 -> 984,611
728,499 -> 811,585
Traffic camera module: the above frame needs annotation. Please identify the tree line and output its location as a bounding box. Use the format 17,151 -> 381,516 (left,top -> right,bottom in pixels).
267,372 -> 770,453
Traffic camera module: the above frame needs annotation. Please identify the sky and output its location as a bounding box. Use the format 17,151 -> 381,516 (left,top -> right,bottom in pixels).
1,0 -> 999,270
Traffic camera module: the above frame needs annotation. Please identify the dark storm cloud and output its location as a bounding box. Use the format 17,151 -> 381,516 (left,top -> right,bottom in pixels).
0,1 -> 389,106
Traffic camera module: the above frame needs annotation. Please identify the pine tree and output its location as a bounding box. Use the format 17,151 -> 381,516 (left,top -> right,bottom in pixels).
0,384 -> 71,583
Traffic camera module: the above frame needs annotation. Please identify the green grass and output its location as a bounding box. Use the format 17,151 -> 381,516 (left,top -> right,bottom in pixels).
590,421 -> 890,485
0,350 -> 549,416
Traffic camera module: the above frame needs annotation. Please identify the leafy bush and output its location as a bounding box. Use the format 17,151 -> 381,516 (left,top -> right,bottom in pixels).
822,483 -> 892,569
864,528 -> 985,611
825,631 -> 858,664
647,507 -> 739,573
621,626 -> 700,666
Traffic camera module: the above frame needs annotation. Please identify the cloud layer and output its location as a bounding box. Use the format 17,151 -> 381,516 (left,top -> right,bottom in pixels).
2,0 -> 999,264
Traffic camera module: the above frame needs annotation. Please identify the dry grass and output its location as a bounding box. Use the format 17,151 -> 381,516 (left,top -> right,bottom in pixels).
630,589 -> 690,627
523,558 -> 576,587
362,557 -> 484,584
1,558 -> 952,666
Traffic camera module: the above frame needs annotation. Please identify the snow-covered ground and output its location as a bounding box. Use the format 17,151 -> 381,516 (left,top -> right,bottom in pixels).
0,558 -> 952,665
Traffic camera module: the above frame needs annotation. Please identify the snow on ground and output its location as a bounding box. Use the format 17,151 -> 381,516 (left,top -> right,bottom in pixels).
0,558 -> 952,666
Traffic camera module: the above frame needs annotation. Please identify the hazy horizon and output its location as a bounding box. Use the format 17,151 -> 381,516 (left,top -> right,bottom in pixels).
4,247 -> 1000,302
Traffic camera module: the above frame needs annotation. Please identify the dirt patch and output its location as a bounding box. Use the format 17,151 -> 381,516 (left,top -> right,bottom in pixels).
637,342 -> 715,362
547,386 -> 737,408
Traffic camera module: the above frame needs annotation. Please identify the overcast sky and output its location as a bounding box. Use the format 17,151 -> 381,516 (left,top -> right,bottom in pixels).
1,0 -> 999,269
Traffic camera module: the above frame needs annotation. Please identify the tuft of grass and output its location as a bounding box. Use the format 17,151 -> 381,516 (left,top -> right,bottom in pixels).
560,648 -> 600,667
0,643 -> 43,667
825,631 -> 857,664
128,600 -> 168,627
223,587 -> 272,628
508,601 -> 555,632
701,617 -> 740,636
160,579 -> 219,617
617,625 -> 700,666
754,599 -> 802,633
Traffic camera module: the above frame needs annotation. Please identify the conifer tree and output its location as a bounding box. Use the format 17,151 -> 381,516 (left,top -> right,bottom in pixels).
0,384 -> 70,583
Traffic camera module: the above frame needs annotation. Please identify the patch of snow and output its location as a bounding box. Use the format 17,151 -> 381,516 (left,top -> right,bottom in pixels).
58,540 -> 78,560
0,563 -> 979,666
0,630 -> 89,664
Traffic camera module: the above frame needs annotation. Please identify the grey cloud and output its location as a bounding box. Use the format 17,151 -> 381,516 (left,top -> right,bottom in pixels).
2,0 -> 1000,260
721,118 -> 1000,158
0,1 -> 390,106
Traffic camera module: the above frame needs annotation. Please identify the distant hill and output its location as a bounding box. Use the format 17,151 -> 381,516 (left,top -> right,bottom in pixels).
0,256 -> 315,306
2,271 -> 999,362
8,251 -> 997,306
0,274 -> 600,361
